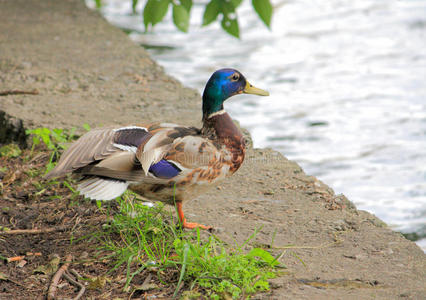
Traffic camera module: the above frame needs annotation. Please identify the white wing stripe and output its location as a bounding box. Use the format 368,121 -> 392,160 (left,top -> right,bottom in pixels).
78,178 -> 129,201
113,126 -> 147,132
113,143 -> 138,153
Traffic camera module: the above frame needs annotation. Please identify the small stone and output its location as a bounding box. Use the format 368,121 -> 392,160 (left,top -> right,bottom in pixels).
332,219 -> 346,231
214,227 -> 225,233
355,253 -> 368,260
21,61 -> 32,69
17,259 -> 27,268
382,248 -> 393,255
98,75 -> 110,81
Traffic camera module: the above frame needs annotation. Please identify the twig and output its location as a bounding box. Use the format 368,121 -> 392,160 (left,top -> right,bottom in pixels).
0,275 -> 26,287
63,270 -> 86,300
47,254 -> 73,300
5,252 -> 42,263
0,226 -> 68,235
0,89 -> 39,96
26,252 -> 42,256
6,255 -> 26,263
69,269 -> 82,279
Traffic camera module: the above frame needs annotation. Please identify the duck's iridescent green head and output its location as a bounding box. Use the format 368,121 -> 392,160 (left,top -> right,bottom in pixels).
202,68 -> 269,119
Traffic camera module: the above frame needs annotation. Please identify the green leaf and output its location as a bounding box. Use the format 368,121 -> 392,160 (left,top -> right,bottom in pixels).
231,0 -> 243,8
221,0 -> 236,15
143,0 -> 154,30
33,128 -> 54,149
143,0 -> 170,28
252,0 -> 273,27
152,0 -> 170,26
247,248 -> 279,266
202,0 -> 220,26
180,0 -> 192,12
45,162 -> 55,173
221,15 -> 239,38
82,123 -> 91,131
173,4 -> 190,32
219,1 -> 240,38
51,128 -> 67,143
132,0 -> 139,14
95,0 -> 102,9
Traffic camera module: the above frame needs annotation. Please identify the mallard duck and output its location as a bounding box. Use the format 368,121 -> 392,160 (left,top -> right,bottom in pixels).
46,68 -> 269,229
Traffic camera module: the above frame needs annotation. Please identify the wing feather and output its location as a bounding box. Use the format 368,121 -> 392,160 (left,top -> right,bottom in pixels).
45,126 -> 151,179
45,128 -> 118,179
77,177 -> 129,200
45,123 -> 211,184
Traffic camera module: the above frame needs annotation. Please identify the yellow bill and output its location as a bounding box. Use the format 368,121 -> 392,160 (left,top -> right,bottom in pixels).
243,81 -> 269,96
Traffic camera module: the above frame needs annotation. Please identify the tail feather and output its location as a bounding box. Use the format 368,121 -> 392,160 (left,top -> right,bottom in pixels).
77,177 -> 129,200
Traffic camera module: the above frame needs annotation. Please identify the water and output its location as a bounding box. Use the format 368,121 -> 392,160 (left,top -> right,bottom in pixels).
87,0 -> 426,249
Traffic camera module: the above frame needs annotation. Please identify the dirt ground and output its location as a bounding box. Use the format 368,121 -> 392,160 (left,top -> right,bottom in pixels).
1,0 -> 425,299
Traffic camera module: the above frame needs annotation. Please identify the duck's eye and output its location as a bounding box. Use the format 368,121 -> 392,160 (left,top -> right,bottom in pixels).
231,74 -> 239,81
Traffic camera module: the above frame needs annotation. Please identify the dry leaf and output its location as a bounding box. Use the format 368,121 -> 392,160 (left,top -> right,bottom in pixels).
33,255 -> 60,275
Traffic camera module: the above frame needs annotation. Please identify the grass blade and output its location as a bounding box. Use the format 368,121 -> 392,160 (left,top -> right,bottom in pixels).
174,242 -> 189,298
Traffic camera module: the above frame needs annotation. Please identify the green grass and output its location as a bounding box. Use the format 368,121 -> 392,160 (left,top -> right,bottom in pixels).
91,192 -> 281,298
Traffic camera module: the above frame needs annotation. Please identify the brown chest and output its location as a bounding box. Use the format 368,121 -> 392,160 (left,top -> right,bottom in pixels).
202,112 -> 246,173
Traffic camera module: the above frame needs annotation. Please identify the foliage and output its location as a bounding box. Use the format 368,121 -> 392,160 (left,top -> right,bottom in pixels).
25,124 -> 91,173
95,0 -> 273,38
93,192 -> 281,297
26,127 -> 76,173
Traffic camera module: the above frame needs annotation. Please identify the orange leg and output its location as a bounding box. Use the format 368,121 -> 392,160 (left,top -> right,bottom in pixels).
176,202 -> 212,230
